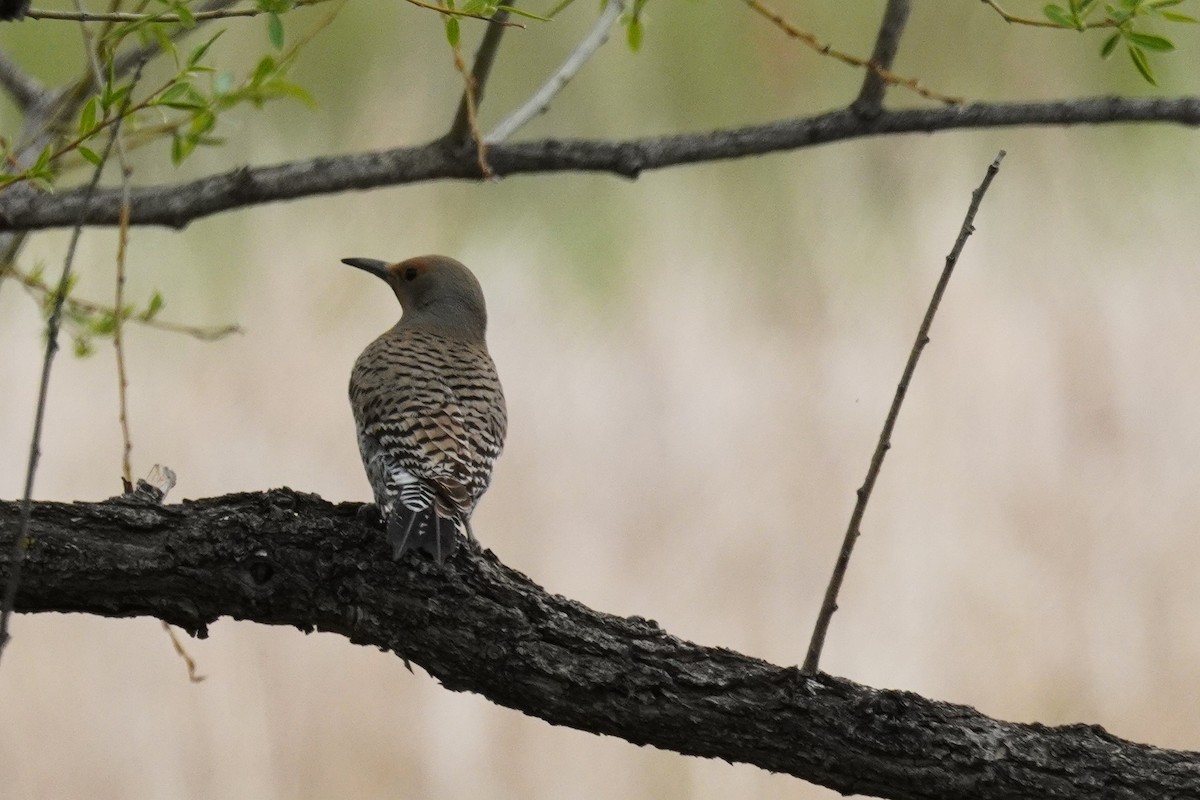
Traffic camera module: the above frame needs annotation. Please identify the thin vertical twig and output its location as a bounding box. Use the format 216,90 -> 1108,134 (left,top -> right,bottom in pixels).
0,61 -> 147,666
449,40 -> 492,177
114,191 -> 134,487
77,0 -> 136,488
80,11 -> 205,680
801,150 -> 1007,676
447,7 -> 513,144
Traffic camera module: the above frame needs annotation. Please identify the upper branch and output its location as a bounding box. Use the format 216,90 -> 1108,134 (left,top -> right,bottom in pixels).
1,96 -> 1199,231
447,7 -> 514,144
854,0 -> 911,115
1,489 -> 1198,800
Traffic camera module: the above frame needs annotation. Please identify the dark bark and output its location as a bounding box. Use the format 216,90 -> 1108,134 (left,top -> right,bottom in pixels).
1,488 -> 1198,799
1,97 -> 1199,232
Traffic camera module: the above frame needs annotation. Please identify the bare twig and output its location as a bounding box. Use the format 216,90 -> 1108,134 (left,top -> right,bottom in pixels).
0,60 -> 146,666
24,0 -> 329,23
161,620 -> 206,682
113,194 -> 134,483
854,0 -> 911,115
801,150 -> 1007,676
744,0 -> 961,106
448,6 -> 514,144
446,14 -> 492,177
487,0 -> 623,143
77,0 -> 135,486
0,49 -> 46,110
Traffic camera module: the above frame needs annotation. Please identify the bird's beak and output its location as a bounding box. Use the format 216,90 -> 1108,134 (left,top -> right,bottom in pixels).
341,257 -> 390,281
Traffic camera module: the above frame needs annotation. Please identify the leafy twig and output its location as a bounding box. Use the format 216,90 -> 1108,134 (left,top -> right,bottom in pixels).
980,0 -> 1099,28
487,0 -> 624,143
801,150 -> 1007,675
24,0 -> 331,23
0,59 -> 146,667
407,0 -> 525,24
744,0 -> 962,106
2,263 -> 243,341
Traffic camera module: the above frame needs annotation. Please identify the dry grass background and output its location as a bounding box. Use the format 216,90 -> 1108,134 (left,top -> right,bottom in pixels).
2,2 -> 1200,798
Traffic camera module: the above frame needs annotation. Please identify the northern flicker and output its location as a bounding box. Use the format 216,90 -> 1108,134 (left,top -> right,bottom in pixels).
344,255 -> 506,563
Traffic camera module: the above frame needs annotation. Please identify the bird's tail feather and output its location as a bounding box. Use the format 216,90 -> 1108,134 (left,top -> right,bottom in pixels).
385,504 -> 459,564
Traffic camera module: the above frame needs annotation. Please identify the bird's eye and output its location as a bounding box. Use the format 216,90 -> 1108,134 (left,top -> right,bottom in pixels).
403,267 -> 419,281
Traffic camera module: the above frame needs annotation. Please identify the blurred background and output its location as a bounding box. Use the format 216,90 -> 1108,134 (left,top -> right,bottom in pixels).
2,1 -> 1200,797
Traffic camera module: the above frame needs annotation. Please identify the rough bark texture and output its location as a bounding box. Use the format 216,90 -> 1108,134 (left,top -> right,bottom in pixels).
1,97 -> 1199,231
2,488 -> 1198,799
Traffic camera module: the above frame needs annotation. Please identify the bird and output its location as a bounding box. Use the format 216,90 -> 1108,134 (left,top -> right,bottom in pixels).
343,254 -> 506,564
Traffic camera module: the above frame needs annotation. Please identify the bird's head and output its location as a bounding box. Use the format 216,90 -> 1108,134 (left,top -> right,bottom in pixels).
342,254 -> 488,340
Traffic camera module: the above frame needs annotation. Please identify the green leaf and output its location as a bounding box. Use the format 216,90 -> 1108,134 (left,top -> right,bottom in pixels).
33,143 -> 53,171
461,0 -> 495,15
189,109 -> 217,137
252,56 -> 277,85
1042,3 -> 1076,27
268,12 -> 285,49
101,83 -> 130,112
1126,32 -> 1175,50
157,81 -> 204,109
1100,31 -> 1120,57
1127,44 -> 1157,84
79,96 -> 99,136
78,146 -> 103,167
172,1 -> 196,26
266,79 -> 317,107
170,133 -> 186,165
444,16 -> 460,46
188,31 -> 223,68
1161,10 -> 1200,20
143,291 -> 164,320
73,336 -> 94,358
497,4 -> 550,20
92,312 -> 117,336
627,16 -> 643,50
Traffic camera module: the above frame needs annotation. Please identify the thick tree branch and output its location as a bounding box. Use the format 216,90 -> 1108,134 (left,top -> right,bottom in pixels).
1,96 -> 1198,231
1,489 -> 1198,799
